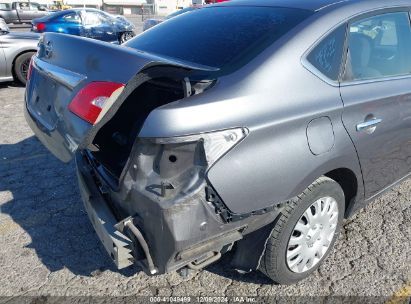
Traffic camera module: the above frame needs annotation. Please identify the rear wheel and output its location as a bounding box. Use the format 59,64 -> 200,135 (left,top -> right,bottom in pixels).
119,31 -> 135,44
259,177 -> 344,284
14,52 -> 35,85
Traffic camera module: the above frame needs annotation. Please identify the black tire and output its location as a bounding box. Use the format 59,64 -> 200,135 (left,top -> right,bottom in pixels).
119,31 -> 135,44
14,52 -> 35,85
259,176 -> 345,284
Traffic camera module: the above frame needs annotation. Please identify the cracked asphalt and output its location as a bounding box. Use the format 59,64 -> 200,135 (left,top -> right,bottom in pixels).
0,27 -> 410,302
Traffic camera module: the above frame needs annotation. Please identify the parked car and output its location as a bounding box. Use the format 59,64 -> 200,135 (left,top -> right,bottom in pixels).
0,1 -> 48,24
0,20 -> 39,84
25,0 -> 411,284
143,6 -> 200,31
32,9 -> 135,44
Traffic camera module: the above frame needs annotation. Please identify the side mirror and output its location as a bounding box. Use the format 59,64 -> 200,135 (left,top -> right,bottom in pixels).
38,6 -> 47,11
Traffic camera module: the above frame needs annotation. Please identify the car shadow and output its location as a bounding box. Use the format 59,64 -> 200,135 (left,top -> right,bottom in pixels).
0,81 -> 25,89
204,251 -> 275,285
0,136 -> 136,277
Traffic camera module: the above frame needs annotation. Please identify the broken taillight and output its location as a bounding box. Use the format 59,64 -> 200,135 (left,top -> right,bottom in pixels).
68,82 -> 124,125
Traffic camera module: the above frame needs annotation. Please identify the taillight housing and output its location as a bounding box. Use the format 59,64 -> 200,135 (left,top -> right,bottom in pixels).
34,22 -> 46,32
68,81 -> 124,125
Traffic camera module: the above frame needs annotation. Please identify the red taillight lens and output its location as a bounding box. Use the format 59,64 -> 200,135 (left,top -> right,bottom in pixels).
27,57 -> 34,81
68,82 -> 124,125
35,22 -> 46,32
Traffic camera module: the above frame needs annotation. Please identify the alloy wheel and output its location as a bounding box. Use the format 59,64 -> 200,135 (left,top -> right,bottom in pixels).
20,58 -> 31,80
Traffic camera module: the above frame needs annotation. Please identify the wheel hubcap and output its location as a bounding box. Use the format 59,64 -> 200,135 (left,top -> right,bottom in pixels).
122,32 -> 133,43
286,196 -> 339,273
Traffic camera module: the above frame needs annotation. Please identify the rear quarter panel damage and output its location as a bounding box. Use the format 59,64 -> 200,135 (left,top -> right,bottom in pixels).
136,8 -> 366,217
140,51 -> 363,216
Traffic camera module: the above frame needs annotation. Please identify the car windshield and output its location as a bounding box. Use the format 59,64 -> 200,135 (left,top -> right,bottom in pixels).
126,6 -> 312,72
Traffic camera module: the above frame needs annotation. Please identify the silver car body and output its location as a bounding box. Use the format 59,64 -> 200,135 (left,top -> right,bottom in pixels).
0,29 -> 39,82
24,0 -> 411,276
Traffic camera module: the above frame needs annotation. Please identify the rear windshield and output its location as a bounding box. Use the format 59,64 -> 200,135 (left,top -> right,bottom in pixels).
126,6 -> 313,72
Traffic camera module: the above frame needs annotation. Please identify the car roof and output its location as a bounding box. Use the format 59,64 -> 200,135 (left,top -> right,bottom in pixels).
58,8 -> 108,14
214,0 -> 411,12
214,0 -> 351,11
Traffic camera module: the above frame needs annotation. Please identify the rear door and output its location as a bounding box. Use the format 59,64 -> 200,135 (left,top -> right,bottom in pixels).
61,11 -> 83,36
16,2 -> 31,22
95,11 -> 117,42
340,10 -> 411,199
29,2 -> 45,19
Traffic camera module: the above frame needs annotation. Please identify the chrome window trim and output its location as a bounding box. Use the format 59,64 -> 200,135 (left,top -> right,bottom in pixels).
340,73 -> 411,87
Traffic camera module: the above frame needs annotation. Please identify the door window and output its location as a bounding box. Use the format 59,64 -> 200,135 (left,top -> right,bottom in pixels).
82,12 -> 104,26
29,3 -> 40,11
18,2 -> 30,10
63,13 -> 81,23
344,12 -> 411,81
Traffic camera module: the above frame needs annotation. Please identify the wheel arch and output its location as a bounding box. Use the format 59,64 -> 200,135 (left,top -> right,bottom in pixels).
11,49 -> 36,80
231,171 -> 357,275
289,162 -> 364,220
324,167 -> 360,218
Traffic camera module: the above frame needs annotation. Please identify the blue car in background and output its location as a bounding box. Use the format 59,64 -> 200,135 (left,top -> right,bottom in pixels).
31,9 -> 135,44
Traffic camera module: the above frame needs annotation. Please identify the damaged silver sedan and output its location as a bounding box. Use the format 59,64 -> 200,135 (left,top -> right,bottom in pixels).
25,0 -> 411,284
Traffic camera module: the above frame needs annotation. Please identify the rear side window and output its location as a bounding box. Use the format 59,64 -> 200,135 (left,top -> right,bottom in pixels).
63,13 -> 81,23
306,25 -> 346,81
344,12 -> 411,81
29,3 -> 40,11
126,7 -> 312,72
18,2 -> 30,10
82,12 -> 104,26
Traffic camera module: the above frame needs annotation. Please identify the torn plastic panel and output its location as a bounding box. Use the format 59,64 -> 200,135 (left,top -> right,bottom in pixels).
78,150 -> 284,275
113,128 -> 248,219
88,71 -> 217,180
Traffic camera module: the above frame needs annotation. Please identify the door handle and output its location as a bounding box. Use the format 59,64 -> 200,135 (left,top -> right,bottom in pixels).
356,118 -> 382,132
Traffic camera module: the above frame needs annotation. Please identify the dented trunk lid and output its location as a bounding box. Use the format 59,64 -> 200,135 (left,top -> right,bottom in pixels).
25,33 -> 217,162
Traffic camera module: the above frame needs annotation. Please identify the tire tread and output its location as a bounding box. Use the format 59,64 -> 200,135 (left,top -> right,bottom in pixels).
259,176 -> 341,283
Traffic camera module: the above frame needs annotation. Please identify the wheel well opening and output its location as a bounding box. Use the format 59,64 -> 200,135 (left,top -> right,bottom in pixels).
324,168 -> 358,217
11,50 -> 36,77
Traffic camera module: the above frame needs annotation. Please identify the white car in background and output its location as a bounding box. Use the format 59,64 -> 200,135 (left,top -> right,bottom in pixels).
0,19 -> 39,84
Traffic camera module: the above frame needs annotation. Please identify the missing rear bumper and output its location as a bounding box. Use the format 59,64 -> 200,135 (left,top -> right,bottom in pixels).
76,166 -> 134,269
76,152 -> 247,274
76,151 -> 282,275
